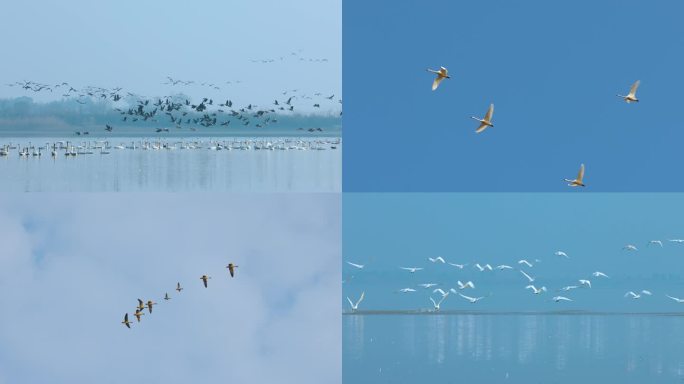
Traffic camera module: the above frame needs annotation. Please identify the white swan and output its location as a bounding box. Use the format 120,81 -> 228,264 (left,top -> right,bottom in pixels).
520,270 -> 535,283
518,259 -> 533,268
617,80 -> 640,103
553,296 -> 573,302
429,293 -> 449,311
471,104 -> 495,133
426,66 -> 450,90
579,279 -> 592,288
459,293 -> 485,303
666,295 -> 684,303
347,292 -> 365,311
456,280 -> 475,290
554,251 -> 569,258
592,271 -> 610,278
400,267 -> 424,273
346,261 -> 365,269
526,285 -> 547,294
428,256 -> 446,263
564,164 -> 586,187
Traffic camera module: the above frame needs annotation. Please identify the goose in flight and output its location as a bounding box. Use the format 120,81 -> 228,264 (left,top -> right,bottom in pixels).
526,285 -> 547,294
164,293 -> 171,301
520,270 -> 535,283
226,263 -> 238,277
648,240 -> 663,247
623,244 -> 638,251
419,283 -> 438,289
553,296 -> 573,302
666,295 -> 684,303
200,275 -> 211,288
400,267 -> 424,273
347,292 -> 365,312
146,300 -> 157,314
560,285 -> 579,291
617,80 -> 640,103
448,262 -> 467,269
428,256 -> 446,263
555,251 -> 569,258
564,164 -> 586,187
176,282 -> 183,292
122,313 -> 132,329
459,293 -> 486,303
399,288 -> 417,293
592,271 -> 610,278
137,299 -> 146,312
426,66 -> 450,90
134,309 -> 145,322
518,259 -> 533,268
429,294 -> 449,311
433,288 -> 449,297
471,104 -> 495,133
346,261 -> 365,269
456,280 -> 475,290
579,279 -> 592,288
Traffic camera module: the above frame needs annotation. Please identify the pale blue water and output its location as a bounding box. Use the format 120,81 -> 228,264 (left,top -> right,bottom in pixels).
0,136 -> 340,192
344,313 -> 684,384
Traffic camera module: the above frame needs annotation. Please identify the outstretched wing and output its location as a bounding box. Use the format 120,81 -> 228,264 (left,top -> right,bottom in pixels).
356,292 -> 365,307
577,164 -> 585,182
629,80 -> 640,96
484,104 -> 494,122
432,76 -> 444,91
347,297 -> 354,307
475,122 -> 488,133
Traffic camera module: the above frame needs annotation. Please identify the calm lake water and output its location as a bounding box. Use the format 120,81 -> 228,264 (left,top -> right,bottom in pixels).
344,313 -> 684,384
0,136 -> 340,192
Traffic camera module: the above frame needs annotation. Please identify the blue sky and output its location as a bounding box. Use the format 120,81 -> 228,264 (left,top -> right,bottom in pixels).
0,0 -> 340,113
343,193 -> 684,312
0,193 -> 340,384
343,0 -> 684,191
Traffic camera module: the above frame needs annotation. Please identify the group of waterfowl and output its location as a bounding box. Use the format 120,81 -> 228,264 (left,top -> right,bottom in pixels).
345,237 -> 684,313
121,263 -> 238,329
426,66 -> 641,188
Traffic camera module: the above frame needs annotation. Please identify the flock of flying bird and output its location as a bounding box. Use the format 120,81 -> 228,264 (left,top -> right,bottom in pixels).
344,238 -> 684,313
121,263 -> 239,329
5,77 -> 341,134
425,66 -> 642,188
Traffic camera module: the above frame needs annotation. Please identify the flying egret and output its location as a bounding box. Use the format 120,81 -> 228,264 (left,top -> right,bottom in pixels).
616,80 -> 640,103
471,104 -> 495,133
347,292 -> 365,312
426,66 -> 450,90
564,164 -> 586,187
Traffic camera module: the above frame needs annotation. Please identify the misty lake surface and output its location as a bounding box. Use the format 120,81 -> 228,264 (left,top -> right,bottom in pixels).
344,313 -> 684,384
0,136 -> 340,192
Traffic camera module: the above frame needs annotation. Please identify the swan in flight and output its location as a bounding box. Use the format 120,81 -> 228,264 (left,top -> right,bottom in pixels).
399,288 -> 416,293
428,256 -> 446,263
669,239 -> 684,243
474,263 -> 493,272
448,262 -> 467,269
520,270 -> 535,283
625,291 -> 642,299
226,263 -> 238,277
459,293 -> 486,303
648,240 -> 663,247
518,259 -> 533,268
526,285 -> 547,294
623,244 -> 638,251
560,285 -> 579,291
666,295 -> 684,303
564,164 -> 586,187
400,267 -> 423,273
347,292 -> 365,312
419,283 -> 438,289
641,290 -> 652,296
429,294 -> 449,311
496,264 -> 513,270
579,279 -> 592,288
433,288 -> 449,297
592,271 -> 610,278
346,261 -> 365,269
176,282 -> 183,292
471,104 -> 495,133
553,296 -> 573,302
555,251 -> 569,258
122,313 -> 132,329
200,275 -> 211,288
426,66 -> 450,90
617,80 -> 640,103
456,280 -> 475,290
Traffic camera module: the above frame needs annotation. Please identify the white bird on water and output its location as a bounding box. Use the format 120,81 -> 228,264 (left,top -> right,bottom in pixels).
456,280 -> 475,290
430,294 -> 449,312
400,267 -> 424,273
428,256 -> 446,264
471,104 -> 495,134
579,279 -> 592,288
346,261 -> 365,269
648,240 -> 663,247
553,296 -> 573,302
526,285 -> 547,294
555,251 -> 569,258
520,270 -> 535,283
616,80 -> 640,103
592,271 -> 610,278
518,259 -> 533,268
426,66 -> 450,91
347,292 -> 365,312
564,164 -> 586,187
623,244 -> 638,251
459,293 -> 486,303
666,295 -> 684,303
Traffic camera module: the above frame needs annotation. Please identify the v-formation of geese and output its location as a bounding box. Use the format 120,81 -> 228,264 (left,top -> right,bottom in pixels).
345,237 -> 684,312
121,262 -> 239,329
426,66 -> 643,189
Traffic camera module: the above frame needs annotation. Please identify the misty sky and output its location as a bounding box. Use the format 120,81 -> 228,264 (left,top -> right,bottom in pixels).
0,0 -> 341,113
0,193 -> 340,384
343,193 -> 684,312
